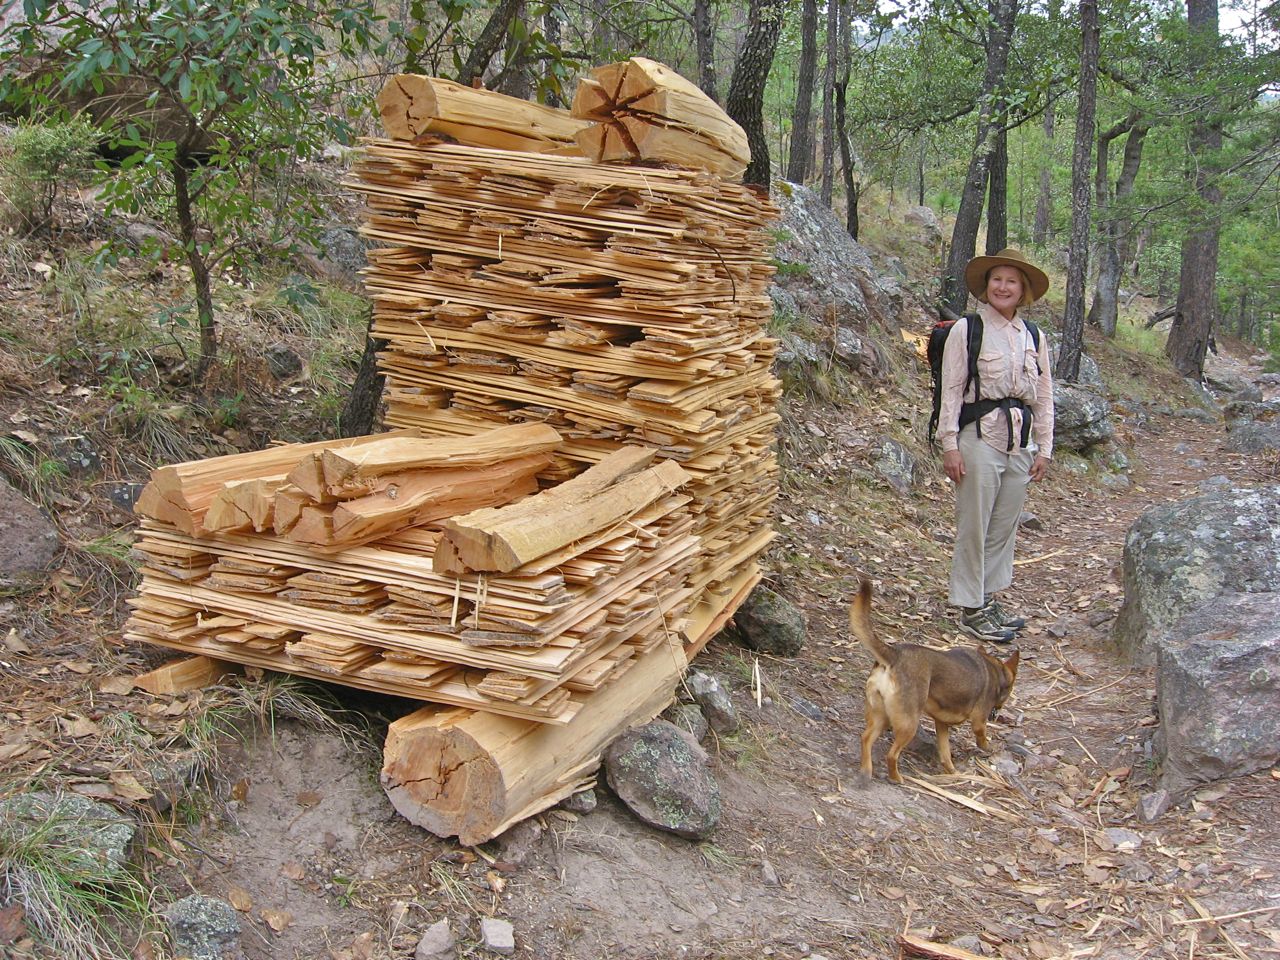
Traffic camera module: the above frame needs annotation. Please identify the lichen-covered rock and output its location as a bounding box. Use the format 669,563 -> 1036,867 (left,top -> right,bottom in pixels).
874,437 -> 917,495
1223,399 -> 1280,454
0,791 -> 136,879
1205,368 -> 1264,403
1154,592 -> 1280,797
1053,384 -> 1114,452
1113,485 -> 1280,662
604,721 -> 720,839
164,895 -> 243,960
1052,351 -> 1106,394
728,585 -> 806,656
771,182 -> 878,327
0,478 -> 58,591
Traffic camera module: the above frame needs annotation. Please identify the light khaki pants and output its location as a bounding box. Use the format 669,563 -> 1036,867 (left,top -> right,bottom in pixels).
948,425 -> 1034,609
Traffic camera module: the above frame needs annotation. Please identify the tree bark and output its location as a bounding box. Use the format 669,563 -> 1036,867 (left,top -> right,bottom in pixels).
1167,0 -> 1223,381
172,159 -> 217,383
458,0 -> 522,86
542,4 -> 562,106
1032,97 -> 1055,246
1087,116 -> 1147,337
940,0 -> 1018,315
1057,0 -> 1099,384
692,0 -> 719,102
835,0 -> 857,237
785,0 -> 818,183
340,309 -> 386,438
985,119 -> 1008,254
820,0 -> 838,205
725,0 -> 786,188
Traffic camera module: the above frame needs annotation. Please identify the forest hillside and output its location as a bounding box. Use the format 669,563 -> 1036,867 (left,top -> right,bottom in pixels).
0,144 -> 1278,958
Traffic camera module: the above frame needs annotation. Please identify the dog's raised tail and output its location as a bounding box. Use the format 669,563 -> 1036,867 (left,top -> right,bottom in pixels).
850,577 -> 895,668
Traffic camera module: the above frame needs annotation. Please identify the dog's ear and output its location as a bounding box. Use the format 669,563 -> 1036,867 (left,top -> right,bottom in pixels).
1004,650 -> 1020,677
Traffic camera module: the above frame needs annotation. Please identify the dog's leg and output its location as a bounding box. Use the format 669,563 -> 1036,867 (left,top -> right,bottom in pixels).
860,694 -> 887,778
935,722 -> 956,774
971,714 -> 990,752
884,719 -> 918,785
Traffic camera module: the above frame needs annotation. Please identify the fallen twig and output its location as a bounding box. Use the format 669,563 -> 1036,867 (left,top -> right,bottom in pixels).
902,775 -> 1020,822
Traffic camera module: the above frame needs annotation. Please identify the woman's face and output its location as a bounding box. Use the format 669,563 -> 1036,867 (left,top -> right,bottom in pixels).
985,265 -> 1025,317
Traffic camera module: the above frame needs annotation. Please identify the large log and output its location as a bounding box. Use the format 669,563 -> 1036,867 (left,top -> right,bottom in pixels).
570,58 -> 749,179
435,451 -> 689,574
376,75 -> 589,153
380,637 -> 687,845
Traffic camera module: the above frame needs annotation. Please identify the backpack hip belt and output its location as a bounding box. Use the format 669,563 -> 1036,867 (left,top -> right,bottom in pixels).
959,396 -> 1032,452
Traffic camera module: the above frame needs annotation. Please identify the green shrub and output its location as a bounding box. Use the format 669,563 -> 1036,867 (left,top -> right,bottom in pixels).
0,117 -> 98,235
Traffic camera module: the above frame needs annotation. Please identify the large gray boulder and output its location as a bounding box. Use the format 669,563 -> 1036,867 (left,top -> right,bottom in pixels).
0,792 -> 136,879
604,721 -> 721,839
1113,485 -> 1280,662
1223,399 -> 1280,454
1052,351 -> 1107,394
0,478 -> 59,591
1154,592 -> 1280,797
768,181 -> 890,343
1204,368 -> 1264,403
725,585 -> 807,656
1053,384 -> 1114,453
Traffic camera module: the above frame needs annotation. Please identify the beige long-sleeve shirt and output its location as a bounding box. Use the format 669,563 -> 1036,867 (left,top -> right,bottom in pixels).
936,302 -> 1055,458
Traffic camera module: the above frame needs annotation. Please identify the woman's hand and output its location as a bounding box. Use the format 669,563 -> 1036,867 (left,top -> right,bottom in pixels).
943,449 -> 966,483
1029,455 -> 1050,481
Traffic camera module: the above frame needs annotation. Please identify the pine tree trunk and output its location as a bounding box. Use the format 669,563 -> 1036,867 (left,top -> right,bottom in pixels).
1087,119 -> 1146,337
1057,0 -> 1099,384
340,308 -> 386,438
1032,100 -> 1055,246
835,0 -> 857,237
985,120 -> 1008,254
940,0 -> 1018,314
692,0 -> 719,102
819,0 -> 837,205
785,0 -> 818,183
725,0 -> 785,188
172,159 -> 217,383
458,0 -> 522,85
1167,0 -> 1223,381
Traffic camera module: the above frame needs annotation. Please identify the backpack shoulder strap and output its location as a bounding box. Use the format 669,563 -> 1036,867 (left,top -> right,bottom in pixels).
964,312 -> 982,400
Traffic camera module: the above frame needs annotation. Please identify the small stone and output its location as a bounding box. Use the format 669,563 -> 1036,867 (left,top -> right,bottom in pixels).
761,860 -> 780,886
990,753 -> 1021,777
1018,511 -> 1043,531
666,702 -> 709,742
479,917 -> 515,955
561,788 -> 597,815
1103,827 -> 1143,851
1047,620 -> 1070,639
415,919 -> 455,959
1138,789 -> 1172,823
494,819 -> 542,865
949,936 -> 991,956
789,696 -> 824,722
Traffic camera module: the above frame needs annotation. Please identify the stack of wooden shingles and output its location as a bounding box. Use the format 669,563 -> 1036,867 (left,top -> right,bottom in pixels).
125,424 -> 699,725
358,57 -> 780,649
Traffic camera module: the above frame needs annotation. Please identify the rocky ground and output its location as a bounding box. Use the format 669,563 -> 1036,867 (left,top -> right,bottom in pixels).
2,202 -> 1279,959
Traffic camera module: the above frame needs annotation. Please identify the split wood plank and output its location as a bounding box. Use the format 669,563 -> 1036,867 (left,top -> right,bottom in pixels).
135,655 -> 240,695
436,453 -> 688,574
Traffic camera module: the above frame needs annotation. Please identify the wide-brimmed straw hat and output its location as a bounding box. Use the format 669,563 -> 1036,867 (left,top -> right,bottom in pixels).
964,247 -> 1050,302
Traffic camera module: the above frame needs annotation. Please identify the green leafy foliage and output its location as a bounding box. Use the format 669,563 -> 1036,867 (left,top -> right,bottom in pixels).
0,0 -> 383,380
0,117 -> 98,235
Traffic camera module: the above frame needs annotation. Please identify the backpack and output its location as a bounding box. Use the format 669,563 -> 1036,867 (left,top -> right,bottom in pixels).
927,313 -> 1041,444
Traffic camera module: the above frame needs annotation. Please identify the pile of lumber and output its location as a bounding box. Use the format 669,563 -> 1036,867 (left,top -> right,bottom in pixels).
126,430 -> 699,726
350,63 -> 779,649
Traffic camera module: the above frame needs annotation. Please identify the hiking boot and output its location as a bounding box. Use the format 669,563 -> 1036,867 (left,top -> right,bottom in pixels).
983,597 -> 1026,632
960,607 -> 1017,644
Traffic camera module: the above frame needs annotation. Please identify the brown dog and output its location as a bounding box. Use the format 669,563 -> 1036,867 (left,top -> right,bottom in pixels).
852,578 -> 1018,783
